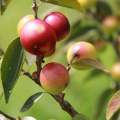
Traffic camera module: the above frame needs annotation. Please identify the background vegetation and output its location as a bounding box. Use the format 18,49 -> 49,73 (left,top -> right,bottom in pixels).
0,0 -> 119,119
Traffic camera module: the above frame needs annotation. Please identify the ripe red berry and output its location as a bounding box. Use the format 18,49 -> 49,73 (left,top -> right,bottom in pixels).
44,12 -> 70,42
40,62 -> 70,95
20,19 -> 57,56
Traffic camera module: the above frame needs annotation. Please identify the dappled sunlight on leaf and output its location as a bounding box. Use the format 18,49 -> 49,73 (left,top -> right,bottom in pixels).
106,90 -> 120,120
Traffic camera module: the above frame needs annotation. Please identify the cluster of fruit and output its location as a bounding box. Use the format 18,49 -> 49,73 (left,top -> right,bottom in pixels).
17,12 -> 98,95
17,12 -> 70,57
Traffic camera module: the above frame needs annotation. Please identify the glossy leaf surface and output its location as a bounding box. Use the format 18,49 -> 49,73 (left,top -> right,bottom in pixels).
40,0 -> 82,12
1,0 -> 11,15
72,113 -> 90,120
21,92 -> 45,112
1,37 -> 26,103
106,90 -> 120,120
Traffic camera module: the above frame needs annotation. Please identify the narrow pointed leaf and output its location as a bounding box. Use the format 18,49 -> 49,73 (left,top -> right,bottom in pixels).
40,0 -> 83,12
1,37 -> 26,103
106,90 -> 120,120
72,113 -> 90,120
1,0 -> 11,15
21,92 -> 45,112
25,54 -> 36,67
72,58 -> 110,73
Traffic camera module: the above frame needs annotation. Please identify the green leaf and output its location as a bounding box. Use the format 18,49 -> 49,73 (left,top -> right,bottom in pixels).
1,0 -> 11,15
72,113 -> 90,120
25,54 -> 36,67
40,0 -> 83,12
106,90 -> 120,120
1,37 -> 26,103
21,92 -> 45,112
72,58 -> 110,73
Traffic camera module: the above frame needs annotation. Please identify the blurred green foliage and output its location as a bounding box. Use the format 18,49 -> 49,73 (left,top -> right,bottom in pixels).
0,0 -> 120,120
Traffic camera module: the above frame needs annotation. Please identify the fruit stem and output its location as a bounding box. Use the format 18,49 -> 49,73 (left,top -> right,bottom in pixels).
67,53 -> 78,71
32,0 -> 38,19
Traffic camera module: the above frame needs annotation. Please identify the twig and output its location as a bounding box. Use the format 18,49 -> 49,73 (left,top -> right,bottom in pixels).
32,0 -> 38,19
52,94 -> 78,117
0,111 -> 16,120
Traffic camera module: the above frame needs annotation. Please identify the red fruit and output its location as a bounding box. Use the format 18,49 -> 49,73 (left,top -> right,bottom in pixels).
40,62 -> 69,95
44,47 -> 56,57
20,19 -> 57,56
44,12 -> 70,42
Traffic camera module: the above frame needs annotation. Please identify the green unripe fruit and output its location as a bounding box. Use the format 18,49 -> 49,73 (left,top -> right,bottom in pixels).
111,62 -> 120,82
40,62 -> 69,95
67,41 -> 97,70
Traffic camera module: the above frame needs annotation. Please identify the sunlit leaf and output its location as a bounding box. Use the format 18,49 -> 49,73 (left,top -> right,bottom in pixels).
21,92 -> 45,112
25,54 -> 36,67
1,37 -> 26,103
72,113 -> 90,120
106,90 -> 120,120
40,0 -> 83,12
72,57 -> 110,73
1,0 -> 11,15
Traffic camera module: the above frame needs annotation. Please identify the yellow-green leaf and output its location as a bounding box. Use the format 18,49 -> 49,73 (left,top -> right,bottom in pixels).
106,90 -> 120,120
72,57 -> 110,73
40,0 -> 83,12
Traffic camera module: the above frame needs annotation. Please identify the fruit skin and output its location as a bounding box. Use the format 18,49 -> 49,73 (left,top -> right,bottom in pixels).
101,16 -> 118,34
44,46 -> 56,57
78,0 -> 96,9
21,116 -> 36,120
20,19 -> 57,56
17,15 -> 35,36
67,41 -> 97,70
111,62 -> 120,82
40,62 -> 69,95
44,12 -> 70,42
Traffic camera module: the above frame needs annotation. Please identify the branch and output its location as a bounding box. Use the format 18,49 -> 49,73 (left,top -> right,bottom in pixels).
52,94 -> 78,117
0,111 -> 16,120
